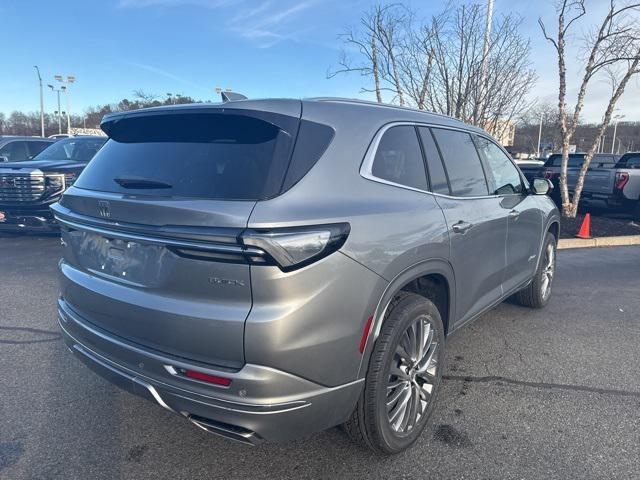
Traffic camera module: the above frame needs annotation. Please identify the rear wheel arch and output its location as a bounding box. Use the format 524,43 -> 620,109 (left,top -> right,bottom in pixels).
358,259 -> 454,378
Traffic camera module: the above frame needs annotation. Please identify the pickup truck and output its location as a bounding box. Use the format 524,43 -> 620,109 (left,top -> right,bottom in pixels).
580,152 -> 640,220
0,136 -> 106,231
542,153 -> 619,204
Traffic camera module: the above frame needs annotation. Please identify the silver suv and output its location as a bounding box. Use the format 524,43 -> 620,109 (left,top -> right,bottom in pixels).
53,98 -> 559,454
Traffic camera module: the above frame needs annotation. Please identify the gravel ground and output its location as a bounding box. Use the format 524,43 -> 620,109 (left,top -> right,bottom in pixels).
1,235 -> 639,479
560,212 -> 640,238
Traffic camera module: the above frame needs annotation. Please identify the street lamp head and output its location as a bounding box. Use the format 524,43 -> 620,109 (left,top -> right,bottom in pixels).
67,75 -> 75,83
47,84 -> 54,90
61,86 -> 67,91
54,75 -> 63,82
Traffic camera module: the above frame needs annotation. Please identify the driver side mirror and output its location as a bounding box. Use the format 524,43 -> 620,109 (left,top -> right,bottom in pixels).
531,178 -> 553,195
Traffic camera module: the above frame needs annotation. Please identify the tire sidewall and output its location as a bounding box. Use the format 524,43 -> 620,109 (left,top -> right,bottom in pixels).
367,295 -> 445,454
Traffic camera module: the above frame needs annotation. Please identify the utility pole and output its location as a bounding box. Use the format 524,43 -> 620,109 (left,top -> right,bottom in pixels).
34,66 -> 45,137
536,112 -> 544,158
48,84 -> 63,134
55,75 -> 75,134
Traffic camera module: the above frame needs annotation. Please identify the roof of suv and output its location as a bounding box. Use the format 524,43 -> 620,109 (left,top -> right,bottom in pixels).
0,136 -> 54,142
100,97 -> 483,134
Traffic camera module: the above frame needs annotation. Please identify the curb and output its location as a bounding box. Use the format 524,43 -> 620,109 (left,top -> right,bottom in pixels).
558,235 -> 640,250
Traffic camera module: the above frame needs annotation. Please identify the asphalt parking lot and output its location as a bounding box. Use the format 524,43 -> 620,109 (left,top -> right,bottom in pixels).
1,235 -> 639,480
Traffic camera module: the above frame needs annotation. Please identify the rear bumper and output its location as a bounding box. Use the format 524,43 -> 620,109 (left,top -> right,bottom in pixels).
58,297 -> 363,444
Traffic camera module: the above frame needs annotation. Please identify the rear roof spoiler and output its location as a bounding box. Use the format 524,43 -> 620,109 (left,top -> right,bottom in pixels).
221,91 -> 248,102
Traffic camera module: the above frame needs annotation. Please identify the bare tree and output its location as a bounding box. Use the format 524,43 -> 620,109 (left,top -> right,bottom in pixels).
330,2 -> 536,138
540,0 -> 640,217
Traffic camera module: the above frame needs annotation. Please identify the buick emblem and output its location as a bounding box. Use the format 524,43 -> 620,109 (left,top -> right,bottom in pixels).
98,200 -> 111,218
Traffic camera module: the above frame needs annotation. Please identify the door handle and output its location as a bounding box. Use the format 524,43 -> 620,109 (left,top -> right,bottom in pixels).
452,221 -> 473,234
508,209 -> 520,220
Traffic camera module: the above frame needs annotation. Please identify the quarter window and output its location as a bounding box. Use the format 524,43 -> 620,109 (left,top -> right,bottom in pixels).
431,129 -> 488,197
371,126 -> 428,191
474,136 -> 523,195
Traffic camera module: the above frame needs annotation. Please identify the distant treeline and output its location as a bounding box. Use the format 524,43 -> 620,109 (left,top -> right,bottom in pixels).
512,121 -> 640,156
0,92 -> 202,137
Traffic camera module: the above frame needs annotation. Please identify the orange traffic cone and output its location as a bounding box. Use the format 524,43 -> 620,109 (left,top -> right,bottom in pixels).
576,213 -> 591,239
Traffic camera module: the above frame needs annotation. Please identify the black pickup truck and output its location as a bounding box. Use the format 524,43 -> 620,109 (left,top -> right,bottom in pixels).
0,136 -> 106,232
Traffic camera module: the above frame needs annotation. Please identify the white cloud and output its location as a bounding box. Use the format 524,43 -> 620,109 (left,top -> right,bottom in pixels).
123,61 -> 208,91
226,1 -> 318,47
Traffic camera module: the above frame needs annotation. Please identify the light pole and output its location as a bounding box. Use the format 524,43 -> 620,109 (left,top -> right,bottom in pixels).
48,84 -> 63,134
536,112 -> 544,158
54,75 -> 75,134
479,0 -> 495,112
34,66 -> 45,137
611,114 -> 625,154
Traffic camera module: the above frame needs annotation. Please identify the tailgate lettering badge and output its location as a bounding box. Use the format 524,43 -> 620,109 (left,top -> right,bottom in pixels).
209,277 -> 246,287
98,200 -> 111,218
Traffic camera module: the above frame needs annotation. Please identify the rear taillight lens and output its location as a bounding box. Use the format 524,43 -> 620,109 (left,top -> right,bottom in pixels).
241,223 -> 350,272
614,172 -> 629,190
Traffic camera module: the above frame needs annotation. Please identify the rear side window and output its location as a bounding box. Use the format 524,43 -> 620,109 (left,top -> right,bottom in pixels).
75,112 -> 299,200
618,155 -> 640,168
474,136 -> 523,195
417,127 -> 449,195
431,128 -> 488,197
548,154 -> 584,168
371,126 -> 427,191
0,141 -> 29,162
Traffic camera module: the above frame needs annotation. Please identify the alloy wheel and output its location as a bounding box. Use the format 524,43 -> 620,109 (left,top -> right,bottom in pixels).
386,314 -> 439,433
541,243 -> 555,300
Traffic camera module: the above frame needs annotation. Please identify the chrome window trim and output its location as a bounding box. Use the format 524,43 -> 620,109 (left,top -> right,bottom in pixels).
359,121 -> 524,200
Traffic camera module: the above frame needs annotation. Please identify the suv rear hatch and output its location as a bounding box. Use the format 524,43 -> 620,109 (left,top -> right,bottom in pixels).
54,102 -> 302,369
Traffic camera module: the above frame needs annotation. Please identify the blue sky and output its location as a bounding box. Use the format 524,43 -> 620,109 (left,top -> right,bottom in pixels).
2,0 -> 639,122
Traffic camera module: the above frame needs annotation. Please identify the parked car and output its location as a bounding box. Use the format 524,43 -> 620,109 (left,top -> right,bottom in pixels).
0,136 -> 55,162
53,98 -> 559,454
542,153 -> 620,203
580,152 -> 640,219
0,136 -> 106,231
515,158 -> 545,183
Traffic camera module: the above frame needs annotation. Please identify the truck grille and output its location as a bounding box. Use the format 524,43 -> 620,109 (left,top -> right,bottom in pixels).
0,173 -> 46,202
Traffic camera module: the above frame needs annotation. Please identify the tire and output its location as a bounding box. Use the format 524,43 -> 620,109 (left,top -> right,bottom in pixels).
342,292 -> 445,455
515,232 -> 556,309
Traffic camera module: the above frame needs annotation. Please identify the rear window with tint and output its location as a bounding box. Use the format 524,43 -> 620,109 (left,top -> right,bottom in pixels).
431,128 -> 488,197
75,112 -> 299,200
371,126 -> 428,191
618,155 -> 640,168
548,154 -> 584,168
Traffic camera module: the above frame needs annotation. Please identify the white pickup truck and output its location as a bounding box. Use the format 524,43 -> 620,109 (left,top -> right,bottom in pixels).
580,152 -> 640,220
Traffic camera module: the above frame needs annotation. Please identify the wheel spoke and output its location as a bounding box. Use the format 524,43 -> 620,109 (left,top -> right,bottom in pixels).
386,381 -> 409,410
416,341 -> 437,374
389,386 -> 412,429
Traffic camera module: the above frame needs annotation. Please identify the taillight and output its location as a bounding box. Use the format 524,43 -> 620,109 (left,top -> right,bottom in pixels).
241,223 -> 350,272
614,172 -> 629,190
